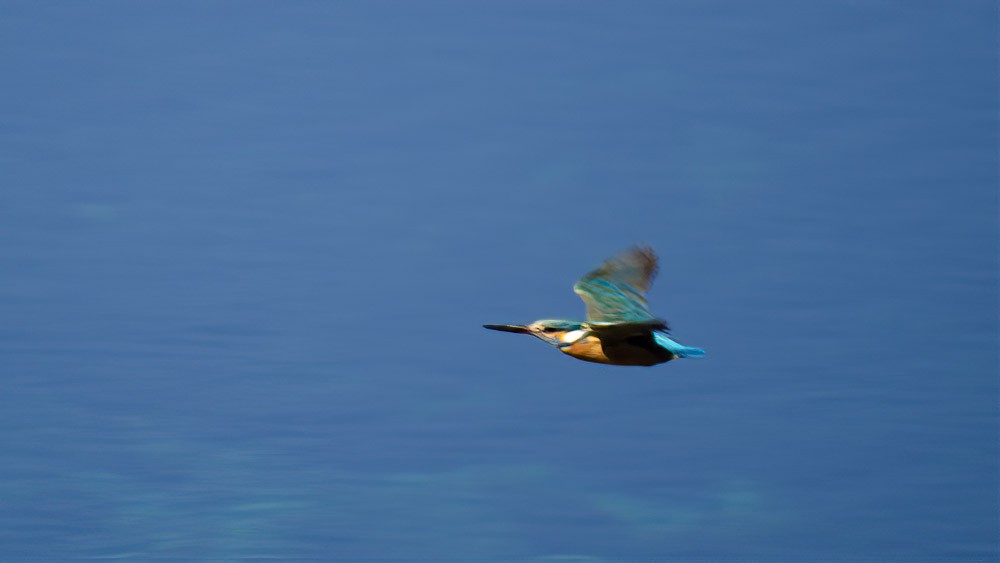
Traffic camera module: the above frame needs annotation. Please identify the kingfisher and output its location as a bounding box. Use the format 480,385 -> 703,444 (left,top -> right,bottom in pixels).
483,245 -> 705,366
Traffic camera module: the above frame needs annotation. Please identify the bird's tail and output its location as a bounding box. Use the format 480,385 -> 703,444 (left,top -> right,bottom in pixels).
654,333 -> 706,359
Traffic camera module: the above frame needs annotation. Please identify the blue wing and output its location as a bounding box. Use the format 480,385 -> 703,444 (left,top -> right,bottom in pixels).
573,245 -> 660,323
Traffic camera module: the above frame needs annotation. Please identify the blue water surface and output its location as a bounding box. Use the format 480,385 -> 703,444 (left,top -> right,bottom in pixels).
1,1 -> 996,560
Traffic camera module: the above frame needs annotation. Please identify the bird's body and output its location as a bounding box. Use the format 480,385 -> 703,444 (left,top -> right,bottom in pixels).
484,246 -> 704,366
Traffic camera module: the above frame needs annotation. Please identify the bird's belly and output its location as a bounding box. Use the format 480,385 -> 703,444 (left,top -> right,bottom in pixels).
561,335 -> 673,366
559,336 -> 614,364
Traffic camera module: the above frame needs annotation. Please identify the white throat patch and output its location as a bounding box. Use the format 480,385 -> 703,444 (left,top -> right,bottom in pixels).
560,329 -> 587,344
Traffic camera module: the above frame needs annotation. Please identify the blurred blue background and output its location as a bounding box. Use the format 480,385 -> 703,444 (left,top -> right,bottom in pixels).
1,1 -> 996,560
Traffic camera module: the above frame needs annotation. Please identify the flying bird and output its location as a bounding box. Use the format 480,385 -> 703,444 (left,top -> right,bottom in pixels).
484,245 -> 704,366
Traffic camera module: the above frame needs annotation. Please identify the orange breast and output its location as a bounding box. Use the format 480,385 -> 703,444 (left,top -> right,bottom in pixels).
559,335 -> 613,364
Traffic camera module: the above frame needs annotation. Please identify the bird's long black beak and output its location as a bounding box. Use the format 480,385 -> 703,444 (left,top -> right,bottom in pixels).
483,324 -> 530,334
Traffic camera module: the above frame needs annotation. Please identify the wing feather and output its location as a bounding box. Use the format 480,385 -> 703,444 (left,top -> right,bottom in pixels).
572,245 -> 660,323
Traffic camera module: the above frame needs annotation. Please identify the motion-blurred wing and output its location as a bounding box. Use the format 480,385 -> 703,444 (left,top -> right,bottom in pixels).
573,245 -> 659,323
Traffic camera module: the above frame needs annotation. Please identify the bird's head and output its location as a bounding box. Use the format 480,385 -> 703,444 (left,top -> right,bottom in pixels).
483,319 -> 588,346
